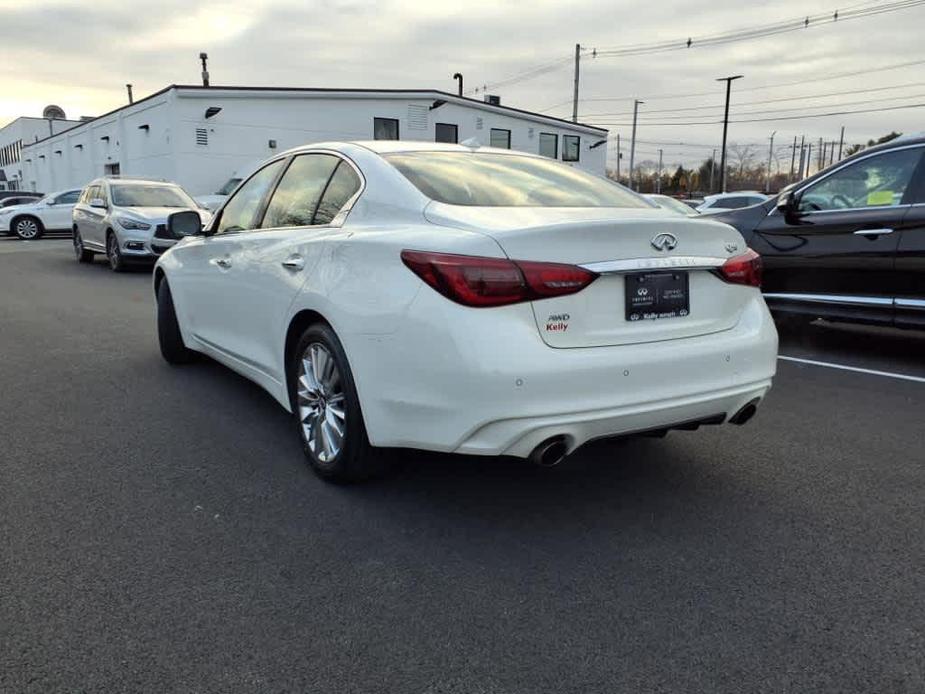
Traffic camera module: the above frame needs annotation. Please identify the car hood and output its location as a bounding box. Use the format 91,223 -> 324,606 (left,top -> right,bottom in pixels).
194,195 -> 227,211
707,200 -> 776,240
115,207 -> 212,224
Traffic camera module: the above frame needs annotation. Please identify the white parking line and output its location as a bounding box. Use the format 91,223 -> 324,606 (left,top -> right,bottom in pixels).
778,355 -> 925,384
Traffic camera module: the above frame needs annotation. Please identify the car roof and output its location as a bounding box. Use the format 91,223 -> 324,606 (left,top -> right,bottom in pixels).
277,140 -> 542,159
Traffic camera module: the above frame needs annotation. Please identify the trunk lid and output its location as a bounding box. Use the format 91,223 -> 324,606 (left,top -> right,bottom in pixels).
424,203 -> 752,348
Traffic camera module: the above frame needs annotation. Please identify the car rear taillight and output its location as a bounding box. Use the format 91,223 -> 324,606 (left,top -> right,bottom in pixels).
400,250 -> 598,307
718,248 -> 762,288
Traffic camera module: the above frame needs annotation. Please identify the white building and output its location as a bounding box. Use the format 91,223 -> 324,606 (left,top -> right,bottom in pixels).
20,85 -> 609,196
0,114 -> 83,191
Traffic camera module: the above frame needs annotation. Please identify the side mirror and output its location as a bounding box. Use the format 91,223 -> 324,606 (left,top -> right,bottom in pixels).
776,190 -> 800,220
89,198 -> 106,209
167,210 -> 203,238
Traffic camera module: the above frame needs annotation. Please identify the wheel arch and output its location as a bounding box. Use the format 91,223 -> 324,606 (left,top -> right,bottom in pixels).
284,309 -> 333,393
153,267 -> 166,298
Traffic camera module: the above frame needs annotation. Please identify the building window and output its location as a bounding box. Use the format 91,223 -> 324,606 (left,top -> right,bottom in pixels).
374,117 -> 399,141
539,133 -> 558,159
490,128 -> 511,149
563,135 -> 580,162
435,123 -> 458,144
105,163 -> 121,176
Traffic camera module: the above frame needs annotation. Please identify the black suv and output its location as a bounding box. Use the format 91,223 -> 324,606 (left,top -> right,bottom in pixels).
711,134 -> 925,329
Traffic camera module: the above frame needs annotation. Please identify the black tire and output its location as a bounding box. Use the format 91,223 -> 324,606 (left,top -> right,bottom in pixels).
107,231 -> 126,272
289,323 -> 383,483
73,229 -> 94,263
157,280 -> 196,364
13,215 -> 44,240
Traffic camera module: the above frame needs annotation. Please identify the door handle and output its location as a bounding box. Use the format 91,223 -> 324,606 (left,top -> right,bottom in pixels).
211,257 -> 232,269
281,255 -> 305,271
853,228 -> 894,236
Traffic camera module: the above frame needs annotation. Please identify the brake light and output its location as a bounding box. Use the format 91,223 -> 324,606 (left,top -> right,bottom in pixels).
718,248 -> 762,287
401,250 -> 598,307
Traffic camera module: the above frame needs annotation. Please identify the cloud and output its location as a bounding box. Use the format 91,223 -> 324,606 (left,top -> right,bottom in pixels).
1,0 -> 922,169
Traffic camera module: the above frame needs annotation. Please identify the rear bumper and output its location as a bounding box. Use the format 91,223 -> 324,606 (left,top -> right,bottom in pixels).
347,289 -> 778,458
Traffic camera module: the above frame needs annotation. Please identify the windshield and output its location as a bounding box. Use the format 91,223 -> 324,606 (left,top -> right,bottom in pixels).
216,178 -> 242,196
384,152 -> 649,208
651,195 -> 697,216
111,184 -> 196,208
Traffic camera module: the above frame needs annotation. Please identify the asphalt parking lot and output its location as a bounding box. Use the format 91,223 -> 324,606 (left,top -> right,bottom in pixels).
1,239 -> 923,693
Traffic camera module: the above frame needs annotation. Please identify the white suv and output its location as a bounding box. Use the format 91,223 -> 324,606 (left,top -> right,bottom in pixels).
0,189 -> 82,239
72,178 -> 210,271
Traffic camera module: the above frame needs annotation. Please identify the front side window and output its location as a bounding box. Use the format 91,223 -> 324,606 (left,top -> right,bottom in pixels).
314,162 -> 362,225
217,158 -> 286,234
539,133 -> 558,159
385,152 -> 648,208
111,185 -> 195,208
54,190 -> 81,205
563,135 -> 580,162
799,148 -> 923,212
374,118 -> 399,141
435,123 -> 458,144
490,129 -> 511,149
260,154 -> 340,229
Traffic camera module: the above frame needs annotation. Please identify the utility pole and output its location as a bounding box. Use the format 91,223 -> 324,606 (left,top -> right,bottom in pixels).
657,148 -> 663,193
798,135 -> 806,179
572,43 -> 581,123
806,143 -> 813,176
789,135 -> 797,181
818,137 -> 824,171
716,75 -> 743,193
837,126 -> 845,160
709,148 -> 716,193
766,130 -> 776,193
821,141 -> 827,171
200,52 -> 210,87
629,99 -> 643,191
616,134 -> 621,183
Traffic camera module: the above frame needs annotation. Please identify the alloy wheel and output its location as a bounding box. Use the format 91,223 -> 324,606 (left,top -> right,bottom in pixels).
16,219 -> 38,239
297,342 -> 346,463
108,235 -> 120,270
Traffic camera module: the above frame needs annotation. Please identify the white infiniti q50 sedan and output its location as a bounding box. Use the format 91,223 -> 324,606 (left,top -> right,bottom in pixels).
154,141 -> 777,482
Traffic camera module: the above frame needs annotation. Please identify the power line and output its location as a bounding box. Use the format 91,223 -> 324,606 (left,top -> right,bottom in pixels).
586,100 -> 925,127
475,1 -> 925,95
578,81 -> 925,117
537,58 -> 925,113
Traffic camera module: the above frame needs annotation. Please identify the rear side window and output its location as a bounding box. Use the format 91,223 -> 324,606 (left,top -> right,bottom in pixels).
314,162 -> 362,225
384,151 -> 647,208
260,154 -> 340,229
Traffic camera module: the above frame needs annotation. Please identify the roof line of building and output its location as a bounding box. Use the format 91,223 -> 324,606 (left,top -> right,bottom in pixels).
23,84 -> 606,148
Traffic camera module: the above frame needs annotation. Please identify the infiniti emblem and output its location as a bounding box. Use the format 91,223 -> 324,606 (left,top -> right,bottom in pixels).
651,233 -> 678,252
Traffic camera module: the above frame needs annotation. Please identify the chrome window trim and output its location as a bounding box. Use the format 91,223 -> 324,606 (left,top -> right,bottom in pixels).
580,255 -> 727,274
763,292 -> 893,307
895,298 -> 925,309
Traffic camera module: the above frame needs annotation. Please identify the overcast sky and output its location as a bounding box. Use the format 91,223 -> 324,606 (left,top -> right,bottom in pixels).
1,0 -> 922,171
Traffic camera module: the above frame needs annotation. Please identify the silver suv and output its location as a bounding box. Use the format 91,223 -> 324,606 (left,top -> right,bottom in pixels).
72,178 -> 211,271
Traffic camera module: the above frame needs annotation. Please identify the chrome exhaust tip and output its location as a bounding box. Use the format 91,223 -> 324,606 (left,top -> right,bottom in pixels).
529,437 -> 569,468
729,399 -> 760,426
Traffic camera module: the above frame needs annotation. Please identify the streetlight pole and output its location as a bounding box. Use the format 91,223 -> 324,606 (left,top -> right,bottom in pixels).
616,133 -> 621,183
716,75 -> 743,193
766,131 -> 776,194
629,99 -> 643,191
657,148 -> 663,193
572,43 -> 581,123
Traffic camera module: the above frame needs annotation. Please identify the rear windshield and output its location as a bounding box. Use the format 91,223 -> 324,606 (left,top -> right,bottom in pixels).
384,152 -> 649,208
111,185 -> 195,208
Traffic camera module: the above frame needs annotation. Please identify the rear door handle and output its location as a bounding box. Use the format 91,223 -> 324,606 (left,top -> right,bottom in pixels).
281,255 -> 305,271
211,257 -> 232,269
853,228 -> 894,236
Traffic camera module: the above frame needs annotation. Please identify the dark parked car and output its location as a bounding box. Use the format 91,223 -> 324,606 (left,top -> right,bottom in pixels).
710,134 -> 925,329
